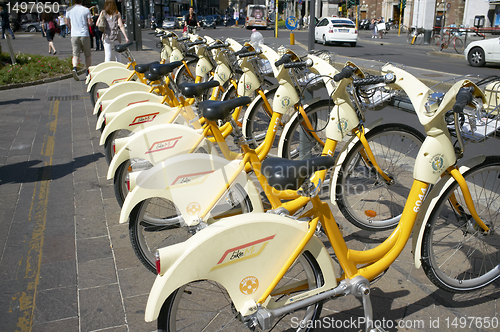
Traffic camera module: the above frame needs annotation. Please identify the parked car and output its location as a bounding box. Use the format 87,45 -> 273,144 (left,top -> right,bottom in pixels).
162,17 -> 177,29
315,17 -> 357,47
200,16 -> 216,29
20,21 -> 42,33
464,37 -> 500,67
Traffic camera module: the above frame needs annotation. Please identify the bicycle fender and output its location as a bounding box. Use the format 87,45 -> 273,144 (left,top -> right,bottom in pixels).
241,87 -> 279,139
96,92 -> 163,131
273,84 -> 299,115
119,154 -> 264,225
328,119 -> 382,204
307,54 -> 339,96
99,102 -> 178,146
225,38 -> 243,52
412,155 -> 486,268
413,134 -> 456,184
144,213 -> 337,322
237,70 -> 261,96
214,63 -> 231,85
86,66 -> 134,93
195,57 -> 213,79
86,61 -> 127,84
107,124 -> 215,179
169,48 -> 183,62
93,81 -> 150,115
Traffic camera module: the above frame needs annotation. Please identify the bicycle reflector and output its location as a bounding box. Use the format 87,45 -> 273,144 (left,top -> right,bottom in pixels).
365,210 -> 377,218
155,251 -> 161,274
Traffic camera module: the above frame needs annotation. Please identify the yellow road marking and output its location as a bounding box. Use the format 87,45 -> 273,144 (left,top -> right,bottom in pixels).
12,100 -> 59,331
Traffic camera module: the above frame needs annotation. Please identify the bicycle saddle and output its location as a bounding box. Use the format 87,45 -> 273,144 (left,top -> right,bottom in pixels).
199,97 -> 251,121
144,71 -> 162,81
114,41 -> 134,53
178,81 -> 220,98
135,61 -> 160,74
261,156 -> 336,191
150,61 -> 183,75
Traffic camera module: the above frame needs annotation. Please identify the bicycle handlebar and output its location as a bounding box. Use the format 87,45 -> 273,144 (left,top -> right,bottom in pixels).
238,50 -> 262,58
234,46 -> 250,56
352,73 -> 396,87
275,54 -> 292,67
206,42 -> 230,51
333,66 -> 356,82
186,40 -> 205,48
283,58 -> 313,69
177,36 -> 189,42
453,87 -> 474,113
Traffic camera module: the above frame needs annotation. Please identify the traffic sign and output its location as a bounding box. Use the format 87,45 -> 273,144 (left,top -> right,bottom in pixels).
285,16 -> 298,30
446,3 -> 451,9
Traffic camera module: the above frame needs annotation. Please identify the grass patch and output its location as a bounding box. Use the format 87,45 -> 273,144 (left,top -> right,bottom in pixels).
0,52 -> 82,86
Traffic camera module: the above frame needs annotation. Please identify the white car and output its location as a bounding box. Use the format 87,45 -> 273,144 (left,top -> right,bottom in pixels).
162,17 -> 177,29
464,37 -> 500,67
315,17 -> 358,47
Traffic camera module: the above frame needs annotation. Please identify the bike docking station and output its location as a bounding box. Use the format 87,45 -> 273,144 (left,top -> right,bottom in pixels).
285,16 -> 298,45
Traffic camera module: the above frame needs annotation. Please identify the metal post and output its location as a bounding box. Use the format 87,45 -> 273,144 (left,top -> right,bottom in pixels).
308,0 -> 315,50
275,0 -> 278,38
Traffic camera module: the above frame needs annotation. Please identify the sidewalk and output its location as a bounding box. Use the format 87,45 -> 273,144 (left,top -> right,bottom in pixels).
0,33 -> 498,332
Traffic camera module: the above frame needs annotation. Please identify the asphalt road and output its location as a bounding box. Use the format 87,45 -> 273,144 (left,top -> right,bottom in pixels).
141,27 -> 500,76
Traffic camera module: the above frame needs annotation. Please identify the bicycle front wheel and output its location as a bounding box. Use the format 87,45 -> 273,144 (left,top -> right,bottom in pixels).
157,251 -> 323,331
430,35 -> 442,52
129,183 -> 253,273
336,123 -> 424,231
243,88 -> 277,149
279,99 -> 332,160
421,156 -> 500,292
454,37 -> 465,54
174,59 -> 198,86
415,33 -> 424,45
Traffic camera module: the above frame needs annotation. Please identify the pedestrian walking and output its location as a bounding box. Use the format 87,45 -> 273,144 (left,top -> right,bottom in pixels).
65,0 -> 93,81
92,12 -> 103,51
41,13 -> 58,55
58,12 -> 67,37
98,0 -> 129,62
370,18 -> 377,38
0,5 -> 15,40
378,17 -> 385,39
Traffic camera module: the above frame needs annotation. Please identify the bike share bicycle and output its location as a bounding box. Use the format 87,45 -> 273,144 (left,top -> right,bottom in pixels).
143,64 -> 500,332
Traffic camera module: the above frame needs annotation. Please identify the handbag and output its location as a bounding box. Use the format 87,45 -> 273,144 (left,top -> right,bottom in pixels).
97,13 -> 107,32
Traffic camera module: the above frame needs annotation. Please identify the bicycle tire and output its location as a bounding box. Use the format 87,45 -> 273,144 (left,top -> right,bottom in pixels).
113,159 -> 154,207
129,183 -> 253,273
430,35 -> 442,52
279,99 -> 333,161
174,59 -> 198,87
104,129 -> 132,165
421,156 -> 500,292
242,88 -> 277,149
157,251 -> 323,331
90,81 -> 109,107
336,123 -> 425,231
454,37 -> 465,54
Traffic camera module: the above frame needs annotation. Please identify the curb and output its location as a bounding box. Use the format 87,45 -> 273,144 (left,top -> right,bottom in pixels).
0,69 -> 87,91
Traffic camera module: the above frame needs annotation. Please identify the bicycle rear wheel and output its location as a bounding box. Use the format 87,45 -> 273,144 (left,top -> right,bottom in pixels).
336,123 -> 424,231
421,156 -> 500,292
129,183 -> 253,273
454,37 -> 465,54
430,35 -> 442,52
157,251 -> 323,331
279,99 -> 332,160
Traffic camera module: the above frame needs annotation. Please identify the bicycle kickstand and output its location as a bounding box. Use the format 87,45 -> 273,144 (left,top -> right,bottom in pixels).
351,276 -> 386,332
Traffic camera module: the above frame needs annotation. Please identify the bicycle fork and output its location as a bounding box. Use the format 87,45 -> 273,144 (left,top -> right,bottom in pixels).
253,276 -> 379,332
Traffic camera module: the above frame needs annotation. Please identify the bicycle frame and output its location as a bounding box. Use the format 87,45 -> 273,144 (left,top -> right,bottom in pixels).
143,65 -> 491,329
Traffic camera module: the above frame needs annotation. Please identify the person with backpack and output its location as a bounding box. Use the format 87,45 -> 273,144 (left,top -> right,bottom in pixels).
41,12 -> 59,55
98,0 -> 129,62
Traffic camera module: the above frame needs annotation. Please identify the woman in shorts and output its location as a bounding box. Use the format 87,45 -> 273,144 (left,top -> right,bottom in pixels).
41,12 -> 57,55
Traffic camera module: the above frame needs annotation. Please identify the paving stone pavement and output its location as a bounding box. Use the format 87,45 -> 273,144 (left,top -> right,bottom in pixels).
0,33 -> 498,332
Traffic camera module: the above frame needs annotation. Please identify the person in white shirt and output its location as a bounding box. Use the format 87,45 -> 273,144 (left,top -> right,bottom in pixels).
65,0 -> 92,81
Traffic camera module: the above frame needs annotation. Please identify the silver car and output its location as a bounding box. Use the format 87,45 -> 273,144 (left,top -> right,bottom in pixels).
162,17 -> 177,29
